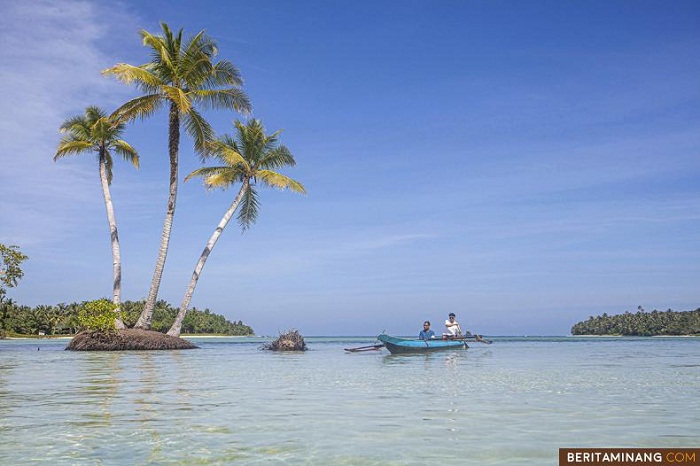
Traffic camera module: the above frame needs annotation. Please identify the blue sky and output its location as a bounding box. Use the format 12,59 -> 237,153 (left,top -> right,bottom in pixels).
1,0 -> 698,336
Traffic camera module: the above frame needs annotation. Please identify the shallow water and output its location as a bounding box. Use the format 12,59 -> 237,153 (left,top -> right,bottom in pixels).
1,336 -> 698,465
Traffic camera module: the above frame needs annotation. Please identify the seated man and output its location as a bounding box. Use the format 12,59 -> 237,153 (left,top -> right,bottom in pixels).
419,321 -> 436,340
443,312 -> 461,339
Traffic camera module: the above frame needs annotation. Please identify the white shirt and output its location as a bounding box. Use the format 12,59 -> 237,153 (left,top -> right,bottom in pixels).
445,319 -> 461,336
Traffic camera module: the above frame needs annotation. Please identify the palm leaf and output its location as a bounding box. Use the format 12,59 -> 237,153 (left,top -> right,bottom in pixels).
163,86 -> 191,113
256,170 -> 306,194
206,60 -> 244,87
237,184 -> 259,230
192,88 -> 251,113
112,140 -> 140,168
111,94 -> 164,123
259,145 -> 296,169
102,63 -> 162,92
59,115 -> 89,133
183,108 -> 213,155
185,166 -> 230,183
54,140 -> 93,159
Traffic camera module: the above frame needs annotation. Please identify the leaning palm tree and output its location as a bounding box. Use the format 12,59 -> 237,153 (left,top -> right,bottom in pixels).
103,22 -> 251,329
54,106 -> 139,328
167,120 -> 305,337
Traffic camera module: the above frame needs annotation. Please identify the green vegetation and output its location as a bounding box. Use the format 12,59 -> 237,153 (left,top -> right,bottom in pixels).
78,299 -> 118,333
0,244 -> 28,295
571,307 -> 700,336
0,299 -> 253,337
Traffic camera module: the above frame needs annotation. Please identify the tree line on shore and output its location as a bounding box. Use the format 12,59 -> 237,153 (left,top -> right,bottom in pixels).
0,298 -> 253,338
571,307 -> 700,336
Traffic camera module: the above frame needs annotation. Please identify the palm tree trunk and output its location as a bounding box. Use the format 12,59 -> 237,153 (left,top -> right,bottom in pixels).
167,180 -> 249,337
137,102 -> 180,329
98,150 -> 125,329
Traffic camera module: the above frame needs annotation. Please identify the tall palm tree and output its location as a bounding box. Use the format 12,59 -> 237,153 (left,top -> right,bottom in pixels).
54,106 -> 139,328
103,23 -> 251,329
167,120 -> 305,337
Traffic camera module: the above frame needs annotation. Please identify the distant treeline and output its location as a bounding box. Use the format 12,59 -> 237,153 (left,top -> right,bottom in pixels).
0,299 -> 254,337
571,307 -> 700,336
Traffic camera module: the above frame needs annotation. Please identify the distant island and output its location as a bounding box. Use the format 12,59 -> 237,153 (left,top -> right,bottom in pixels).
0,299 -> 254,338
571,307 -> 700,336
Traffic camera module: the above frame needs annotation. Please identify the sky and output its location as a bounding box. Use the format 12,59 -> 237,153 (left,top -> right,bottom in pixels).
1,0 -> 698,336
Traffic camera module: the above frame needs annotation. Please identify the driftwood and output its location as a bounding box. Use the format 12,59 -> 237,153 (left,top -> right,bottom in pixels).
261,329 -> 307,351
66,328 -> 198,351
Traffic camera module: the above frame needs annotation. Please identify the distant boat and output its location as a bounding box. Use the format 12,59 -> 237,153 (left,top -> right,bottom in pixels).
377,333 -> 468,354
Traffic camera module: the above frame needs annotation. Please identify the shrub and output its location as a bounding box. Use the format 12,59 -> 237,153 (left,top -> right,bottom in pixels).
78,299 -> 117,334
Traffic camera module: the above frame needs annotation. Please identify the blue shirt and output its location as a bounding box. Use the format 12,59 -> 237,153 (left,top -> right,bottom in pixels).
419,329 -> 435,340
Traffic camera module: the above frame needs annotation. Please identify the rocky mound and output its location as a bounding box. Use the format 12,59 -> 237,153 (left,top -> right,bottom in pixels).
66,328 -> 198,351
261,329 -> 307,351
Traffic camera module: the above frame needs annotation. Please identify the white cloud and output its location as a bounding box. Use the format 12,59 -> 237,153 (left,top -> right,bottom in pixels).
0,0 -> 140,246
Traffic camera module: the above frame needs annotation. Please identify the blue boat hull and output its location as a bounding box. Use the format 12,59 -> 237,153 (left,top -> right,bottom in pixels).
377,334 -> 468,354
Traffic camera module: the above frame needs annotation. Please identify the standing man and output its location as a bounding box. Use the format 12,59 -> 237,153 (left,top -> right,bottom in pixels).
444,312 -> 462,339
419,321 -> 436,340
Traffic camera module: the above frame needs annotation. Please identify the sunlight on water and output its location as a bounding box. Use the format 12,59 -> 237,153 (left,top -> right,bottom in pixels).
0,337 -> 698,465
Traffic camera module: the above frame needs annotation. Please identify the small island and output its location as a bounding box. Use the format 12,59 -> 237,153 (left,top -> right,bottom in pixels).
571,307 -> 700,336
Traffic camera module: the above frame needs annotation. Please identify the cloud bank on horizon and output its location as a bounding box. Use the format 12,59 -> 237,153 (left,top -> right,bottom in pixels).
1,0 -> 698,336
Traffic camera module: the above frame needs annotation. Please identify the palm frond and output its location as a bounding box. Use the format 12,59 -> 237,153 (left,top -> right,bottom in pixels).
59,115 -> 88,133
181,31 -> 218,84
112,140 -> 140,168
90,118 -> 113,141
256,170 -> 306,194
237,184 -> 259,230
141,27 -> 173,72
235,119 -> 265,164
164,86 -> 191,113
84,106 -> 108,122
59,119 -> 90,139
259,145 -> 296,169
206,60 -> 244,87
204,170 -> 241,190
184,165 -> 230,182
206,139 -> 248,168
54,140 -> 93,160
191,88 -> 251,113
102,63 -> 162,92
183,108 -> 213,156
190,30 -> 218,57
111,94 -> 164,123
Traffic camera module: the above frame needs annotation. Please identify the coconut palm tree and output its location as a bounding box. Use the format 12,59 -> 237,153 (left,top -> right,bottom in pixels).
103,22 -> 251,329
167,119 -> 305,337
54,106 -> 139,328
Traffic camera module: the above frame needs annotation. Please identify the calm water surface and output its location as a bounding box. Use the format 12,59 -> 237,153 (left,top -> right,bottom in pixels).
1,336 -> 698,465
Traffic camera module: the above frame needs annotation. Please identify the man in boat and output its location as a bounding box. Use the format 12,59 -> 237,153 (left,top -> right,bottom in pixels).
443,312 -> 462,339
419,321 -> 436,340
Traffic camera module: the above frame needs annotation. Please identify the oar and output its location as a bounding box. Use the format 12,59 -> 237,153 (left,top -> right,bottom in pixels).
457,329 -> 493,345
473,334 -> 493,344
344,344 -> 384,352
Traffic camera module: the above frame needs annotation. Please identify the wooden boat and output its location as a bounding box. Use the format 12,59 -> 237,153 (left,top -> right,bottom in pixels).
377,333 -> 469,354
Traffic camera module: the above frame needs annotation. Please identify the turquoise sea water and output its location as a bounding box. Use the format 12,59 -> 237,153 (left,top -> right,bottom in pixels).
0,336 -> 698,465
